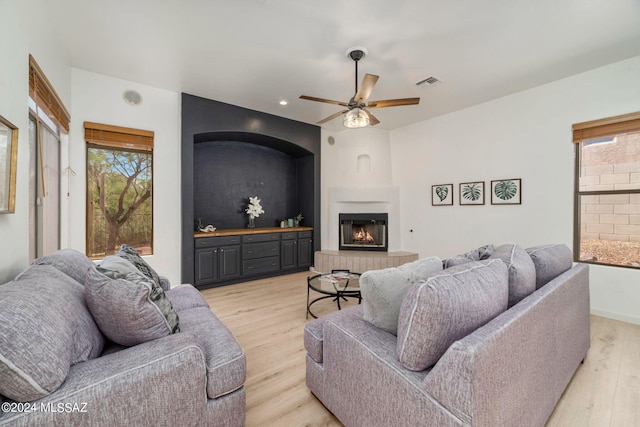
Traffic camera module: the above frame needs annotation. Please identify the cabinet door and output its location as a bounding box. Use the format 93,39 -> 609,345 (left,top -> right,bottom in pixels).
219,245 -> 241,281
281,239 -> 298,270
298,238 -> 312,268
195,247 -> 218,285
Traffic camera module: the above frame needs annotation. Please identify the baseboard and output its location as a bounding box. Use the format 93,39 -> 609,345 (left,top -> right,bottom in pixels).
590,308 -> 640,326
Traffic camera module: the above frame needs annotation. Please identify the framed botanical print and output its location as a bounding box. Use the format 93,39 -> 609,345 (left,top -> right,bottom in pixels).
0,115 -> 18,213
432,184 -> 453,206
491,178 -> 521,205
459,181 -> 485,205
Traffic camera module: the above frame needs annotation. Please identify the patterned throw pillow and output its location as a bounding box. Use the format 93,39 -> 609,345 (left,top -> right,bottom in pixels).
116,244 -> 162,288
85,257 -> 179,346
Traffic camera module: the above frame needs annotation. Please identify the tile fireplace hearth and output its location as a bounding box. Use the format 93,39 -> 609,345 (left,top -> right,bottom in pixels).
314,250 -> 418,274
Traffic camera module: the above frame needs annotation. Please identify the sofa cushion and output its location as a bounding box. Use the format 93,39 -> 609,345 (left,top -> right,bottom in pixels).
178,306 -> 246,399
30,248 -> 95,285
165,284 -> 209,312
360,257 -> 443,335
85,258 -> 179,346
488,243 -> 537,307
443,244 -> 494,269
396,259 -> 509,371
526,244 -> 573,289
0,265 -> 104,401
116,244 -> 162,288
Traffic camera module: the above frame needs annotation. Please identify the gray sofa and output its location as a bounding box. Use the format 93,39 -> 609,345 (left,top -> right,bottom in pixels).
0,248 -> 245,427
305,243 -> 590,427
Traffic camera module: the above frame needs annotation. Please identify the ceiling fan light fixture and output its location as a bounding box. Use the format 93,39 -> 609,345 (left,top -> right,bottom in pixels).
343,108 -> 369,128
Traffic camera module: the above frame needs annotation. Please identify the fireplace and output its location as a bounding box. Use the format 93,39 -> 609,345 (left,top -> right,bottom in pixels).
339,213 -> 388,251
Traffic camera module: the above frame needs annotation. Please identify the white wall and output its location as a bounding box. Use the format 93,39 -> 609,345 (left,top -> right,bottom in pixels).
69,69 -> 182,284
391,55 -> 640,325
0,0 -> 72,283
320,127 -> 403,250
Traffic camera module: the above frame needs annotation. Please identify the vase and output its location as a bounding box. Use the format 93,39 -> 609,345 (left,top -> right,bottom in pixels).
248,215 -> 256,229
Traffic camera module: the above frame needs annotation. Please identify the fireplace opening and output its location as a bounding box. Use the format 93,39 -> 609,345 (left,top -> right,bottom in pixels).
339,213 -> 388,251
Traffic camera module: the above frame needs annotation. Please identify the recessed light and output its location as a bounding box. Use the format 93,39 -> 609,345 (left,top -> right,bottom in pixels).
279,100 -> 288,106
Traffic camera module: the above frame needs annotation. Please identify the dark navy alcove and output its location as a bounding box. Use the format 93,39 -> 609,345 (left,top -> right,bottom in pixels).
181,93 -> 321,284
194,139 -> 304,229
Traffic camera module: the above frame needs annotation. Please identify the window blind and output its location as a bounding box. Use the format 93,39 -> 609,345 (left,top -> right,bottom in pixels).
28,55 -> 70,132
84,122 -> 154,151
572,111 -> 640,143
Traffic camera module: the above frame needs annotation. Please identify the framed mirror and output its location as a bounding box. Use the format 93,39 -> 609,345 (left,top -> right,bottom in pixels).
0,115 -> 18,213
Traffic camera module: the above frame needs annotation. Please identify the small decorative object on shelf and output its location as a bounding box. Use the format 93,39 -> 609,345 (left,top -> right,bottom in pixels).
295,212 -> 303,227
245,196 -> 265,228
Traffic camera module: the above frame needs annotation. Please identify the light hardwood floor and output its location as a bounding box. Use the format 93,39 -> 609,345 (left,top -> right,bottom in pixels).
201,271 -> 640,427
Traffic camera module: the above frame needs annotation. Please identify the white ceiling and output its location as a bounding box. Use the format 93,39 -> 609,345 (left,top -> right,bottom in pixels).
49,0 -> 640,131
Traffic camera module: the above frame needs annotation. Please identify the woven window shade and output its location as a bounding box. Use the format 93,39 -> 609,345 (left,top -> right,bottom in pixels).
572,111 -> 640,143
84,122 -> 154,151
28,55 -> 70,132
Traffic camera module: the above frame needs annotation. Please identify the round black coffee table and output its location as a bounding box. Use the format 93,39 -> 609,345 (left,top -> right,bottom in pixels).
306,271 -> 361,319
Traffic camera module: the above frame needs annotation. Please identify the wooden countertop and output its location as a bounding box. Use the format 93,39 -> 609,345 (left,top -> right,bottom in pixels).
194,226 -> 313,238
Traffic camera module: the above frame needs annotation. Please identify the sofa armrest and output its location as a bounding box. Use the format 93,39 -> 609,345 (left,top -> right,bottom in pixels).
314,307 -> 464,427
0,333 -> 209,427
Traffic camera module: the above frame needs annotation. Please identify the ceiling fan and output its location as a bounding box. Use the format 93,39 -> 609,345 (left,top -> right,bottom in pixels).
300,47 -> 420,128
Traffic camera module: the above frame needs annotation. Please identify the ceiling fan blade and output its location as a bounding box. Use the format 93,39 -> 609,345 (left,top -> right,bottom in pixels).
363,108 -> 380,126
354,74 -> 379,104
299,95 -> 348,107
367,97 -> 420,108
317,110 -> 348,125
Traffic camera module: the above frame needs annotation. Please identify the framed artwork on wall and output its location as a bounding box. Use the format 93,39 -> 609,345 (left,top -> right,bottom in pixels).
432,184 -> 453,206
491,178 -> 522,205
459,181 -> 485,205
0,115 -> 18,214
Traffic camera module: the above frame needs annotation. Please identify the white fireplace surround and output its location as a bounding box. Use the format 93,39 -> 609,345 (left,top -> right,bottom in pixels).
327,187 -> 401,252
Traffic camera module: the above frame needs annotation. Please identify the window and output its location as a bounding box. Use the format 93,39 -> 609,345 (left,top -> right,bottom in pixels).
28,55 -> 69,261
574,112 -> 640,269
85,122 -> 154,258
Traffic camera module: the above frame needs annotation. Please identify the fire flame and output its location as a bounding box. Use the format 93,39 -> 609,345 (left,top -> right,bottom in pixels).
354,227 -> 375,242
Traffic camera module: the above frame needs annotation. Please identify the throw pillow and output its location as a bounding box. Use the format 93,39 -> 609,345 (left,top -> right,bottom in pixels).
85,257 -> 179,346
442,244 -> 495,269
488,243 -> 537,307
29,248 -> 95,286
116,244 -> 162,288
526,244 -> 573,289
360,257 -> 443,335
396,259 -> 509,371
0,265 -> 104,401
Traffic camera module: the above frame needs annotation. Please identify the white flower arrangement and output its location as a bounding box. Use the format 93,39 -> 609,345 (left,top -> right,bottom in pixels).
245,196 -> 265,218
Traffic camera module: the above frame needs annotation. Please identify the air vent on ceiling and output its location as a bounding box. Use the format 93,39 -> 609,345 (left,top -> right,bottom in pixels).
415,76 -> 442,87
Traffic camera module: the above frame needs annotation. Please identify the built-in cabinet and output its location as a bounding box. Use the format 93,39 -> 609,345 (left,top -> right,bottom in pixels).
281,230 -> 313,270
194,228 -> 313,288
194,236 -> 242,285
297,230 -> 313,268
